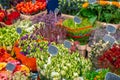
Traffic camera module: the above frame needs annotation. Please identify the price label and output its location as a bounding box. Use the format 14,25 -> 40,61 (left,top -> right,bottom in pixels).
103,34 -> 116,45
105,72 -> 120,80
106,25 -> 116,33
32,0 -> 36,4
64,40 -> 71,48
48,45 -> 58,56
54,8 -> 59,14
6,63 -> 16,72
74,16 -> 81,24
16,27 -> 22,34
88,0 -> 96,4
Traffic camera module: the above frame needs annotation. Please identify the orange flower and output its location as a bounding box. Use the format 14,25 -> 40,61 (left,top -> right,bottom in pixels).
14,47 -> 37,71
82,2 -> 89,8
99,1 -> 109,5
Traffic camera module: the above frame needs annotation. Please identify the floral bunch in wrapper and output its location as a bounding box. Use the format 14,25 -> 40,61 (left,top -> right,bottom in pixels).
0,9 -> 20,25
88,40 -> 111,69
85,69 -> 109,80
0,47 -> 30,80
82,1 -> 120,8
98,44 -> 120,74
28,41 -> 92,80
0,27 -> 27,49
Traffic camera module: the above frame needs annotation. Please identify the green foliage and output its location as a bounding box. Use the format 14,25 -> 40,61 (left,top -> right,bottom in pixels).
79,4 -> 120,24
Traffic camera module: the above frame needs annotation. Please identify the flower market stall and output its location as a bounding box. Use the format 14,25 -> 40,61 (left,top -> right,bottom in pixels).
0,0 -> 120,80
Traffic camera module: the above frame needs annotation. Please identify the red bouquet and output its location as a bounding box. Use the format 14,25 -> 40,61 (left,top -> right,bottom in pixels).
0,9 -> 20,25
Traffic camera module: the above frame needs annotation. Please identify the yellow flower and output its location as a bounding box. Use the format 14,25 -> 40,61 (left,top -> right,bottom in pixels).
82,2 -> 89,8
99,1 -> 109,5
0,62 -> 7,70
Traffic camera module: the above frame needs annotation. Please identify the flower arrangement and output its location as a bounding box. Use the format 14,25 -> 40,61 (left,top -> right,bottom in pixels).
27,41 -> 92,80
89,40 -> 111,69
31,13 -> 66,43
80,3 -> 120,24
0,27 -> 27,48
58,0 -> 84,15
98,44 -> 120,74
85,69 -> 109,80
16,1 -> 46,15
0,9 -> 20,25
82,1 -> 120,8
0,48 -> 30,79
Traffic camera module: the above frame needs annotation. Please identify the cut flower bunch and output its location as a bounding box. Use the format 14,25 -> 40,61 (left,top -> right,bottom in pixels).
99,44 -> 120,69
16,1 -> 46,15
0,9 -> 20,25
80,2 -> 120,24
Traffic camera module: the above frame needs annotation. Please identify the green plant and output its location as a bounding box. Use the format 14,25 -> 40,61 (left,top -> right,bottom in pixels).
0,26 -> 27,47
58,0 -> 84,15
89,40 -> 111,69
85,69 -> 109,80
62,18 -> 92,35
79,4 -> 120,24
28,41 -> 92,80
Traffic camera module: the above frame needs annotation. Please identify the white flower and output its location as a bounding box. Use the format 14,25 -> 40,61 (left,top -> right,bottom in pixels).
73,72 -> 78,77
43,64 -> 47,69
66,63 -> 71,66
47,57 -> 51,65
51,71 -> 59,77
62,78 -> 66,80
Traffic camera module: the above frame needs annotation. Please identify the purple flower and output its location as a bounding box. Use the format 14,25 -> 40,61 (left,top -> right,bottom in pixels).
20,52 -> 25,56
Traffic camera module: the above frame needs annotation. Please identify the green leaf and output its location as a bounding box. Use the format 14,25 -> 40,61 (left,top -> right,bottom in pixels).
88,16 -> 97,24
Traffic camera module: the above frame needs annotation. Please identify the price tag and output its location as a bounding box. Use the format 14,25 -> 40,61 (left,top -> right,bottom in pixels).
67,0 -> 70,2
103,34 -> 116,45
106,25 -> 116,33
74,16 -> 81,24
48,45 -> 58,56
32,0 -> 36,4
16,27 -> 22,34
88,0 -> 96,4
6,63 -> 16,72
54,8 -> 59,14
105,72 -> 120,80
64,40 -> 71,48
54,8 -> 59,22
31,72 -> 38,80
95,69 -> 102,72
